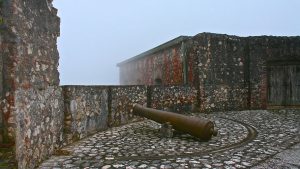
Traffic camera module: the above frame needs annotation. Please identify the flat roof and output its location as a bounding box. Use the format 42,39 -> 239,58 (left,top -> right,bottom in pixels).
117,36 -> 191,66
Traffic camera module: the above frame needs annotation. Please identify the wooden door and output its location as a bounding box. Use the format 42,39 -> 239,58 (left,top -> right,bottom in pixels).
268,64 -> 300,106
287,65 -> 300,105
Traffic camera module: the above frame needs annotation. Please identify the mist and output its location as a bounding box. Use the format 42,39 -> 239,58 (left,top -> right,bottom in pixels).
53,0 -> 300,85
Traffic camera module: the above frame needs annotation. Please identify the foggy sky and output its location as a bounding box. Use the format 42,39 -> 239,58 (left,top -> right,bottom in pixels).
53,0 -> 300,85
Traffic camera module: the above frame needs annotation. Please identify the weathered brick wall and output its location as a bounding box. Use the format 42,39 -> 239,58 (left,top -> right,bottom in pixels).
247,36 -> 300,109
62,86 -> 109,145
119,43 -> 186,85
0,0 -> 63,168
150,85 -> 197,112
190,33 -> 249,112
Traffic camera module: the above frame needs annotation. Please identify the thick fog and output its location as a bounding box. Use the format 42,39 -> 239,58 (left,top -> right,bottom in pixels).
53,0 -> 300,85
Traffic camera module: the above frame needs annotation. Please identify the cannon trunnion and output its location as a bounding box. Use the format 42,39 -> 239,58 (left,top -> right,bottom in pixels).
133,104 -> 217,141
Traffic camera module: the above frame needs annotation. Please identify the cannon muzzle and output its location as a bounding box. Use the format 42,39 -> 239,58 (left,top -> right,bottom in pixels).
133,104 -> 217,140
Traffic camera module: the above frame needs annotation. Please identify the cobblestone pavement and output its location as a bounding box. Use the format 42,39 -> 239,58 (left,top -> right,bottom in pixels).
253,143 -> 300,169
39,109 -> 300,169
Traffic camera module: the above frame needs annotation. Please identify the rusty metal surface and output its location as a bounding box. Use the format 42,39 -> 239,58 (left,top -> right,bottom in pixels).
133,104 -> 217,140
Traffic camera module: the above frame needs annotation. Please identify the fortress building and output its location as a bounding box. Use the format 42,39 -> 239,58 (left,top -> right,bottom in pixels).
118,33 -> 300,108
0,1 -> 299,167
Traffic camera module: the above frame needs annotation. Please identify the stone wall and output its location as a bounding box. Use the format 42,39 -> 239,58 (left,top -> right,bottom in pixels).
61,85 -> 197,145
119,33 -> 300,112
62,86 -> 149,144
190,33 -> 249,112
0,13 -> 3,142
0,47 -> 3,143
62,86 -> 109,145
0,2 -> 17,145
119,45 -> 183,85
190,33 -> 300,111
118,37 -> 190,85
0,0 -> 63,168
61,85 -> 147,145
109,86 -> 147,126
15,87 -> 64,168
0,0 -> 298,167
247,36 -> 300,109
150,85 -> 197,112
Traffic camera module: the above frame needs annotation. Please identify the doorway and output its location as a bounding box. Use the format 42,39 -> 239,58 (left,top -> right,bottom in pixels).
268,62 -> 300,107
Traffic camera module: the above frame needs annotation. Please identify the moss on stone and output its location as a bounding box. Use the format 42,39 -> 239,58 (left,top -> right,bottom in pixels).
0,147 -> 17,168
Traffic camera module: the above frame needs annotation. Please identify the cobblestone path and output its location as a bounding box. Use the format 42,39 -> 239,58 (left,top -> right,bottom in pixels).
39,110 -> 300,169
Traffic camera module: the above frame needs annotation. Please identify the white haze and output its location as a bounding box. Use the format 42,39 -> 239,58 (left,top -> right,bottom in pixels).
53,0 -> 300,85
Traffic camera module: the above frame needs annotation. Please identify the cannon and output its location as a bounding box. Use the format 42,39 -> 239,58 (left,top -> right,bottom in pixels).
133,104 -> 217,141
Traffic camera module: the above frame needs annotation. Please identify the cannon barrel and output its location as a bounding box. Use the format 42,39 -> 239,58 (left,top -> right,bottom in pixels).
133,104 -> 217,140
